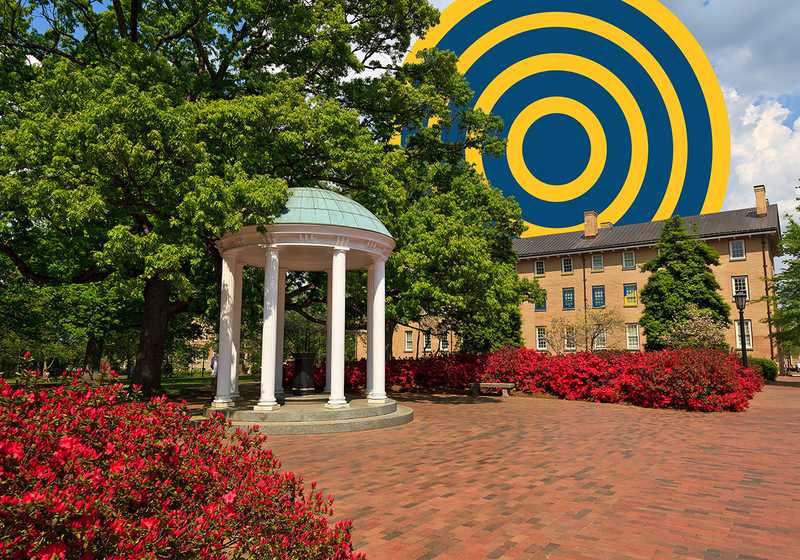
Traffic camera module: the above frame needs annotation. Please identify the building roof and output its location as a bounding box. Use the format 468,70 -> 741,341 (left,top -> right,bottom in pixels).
273,187 -> 392,238
513,205 -> 781,258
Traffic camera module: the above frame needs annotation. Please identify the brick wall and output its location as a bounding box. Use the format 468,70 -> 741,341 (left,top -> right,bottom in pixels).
519,234 -> 777,359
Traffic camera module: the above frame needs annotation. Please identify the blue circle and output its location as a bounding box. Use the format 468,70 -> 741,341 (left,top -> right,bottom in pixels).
523,113 -> 591,185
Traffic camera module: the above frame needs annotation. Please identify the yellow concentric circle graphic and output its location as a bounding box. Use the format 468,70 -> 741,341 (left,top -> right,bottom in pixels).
405,0 -> 730,237
506,97 -> 607,202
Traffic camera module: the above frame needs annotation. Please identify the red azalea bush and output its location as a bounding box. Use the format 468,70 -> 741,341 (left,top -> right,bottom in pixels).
334,348 -> 762,413
0,377 -> 363,560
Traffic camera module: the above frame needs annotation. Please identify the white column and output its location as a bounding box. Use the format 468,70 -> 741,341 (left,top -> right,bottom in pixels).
255,246 -> 281,412
366,264 -> 375,396
212,253 -> 236,408
326,248 -> 349,409
274,269 -> 286,400
325,269 -> 333,393
230,262 -> 243,400
368,258 -> 388,403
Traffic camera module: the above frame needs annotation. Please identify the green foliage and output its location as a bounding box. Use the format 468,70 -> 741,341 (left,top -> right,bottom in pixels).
641,216 -> 730,350
750,357 -> 779,382
0,256 -> 142,374
0,0 -> 538,388
773,199 -> 800,353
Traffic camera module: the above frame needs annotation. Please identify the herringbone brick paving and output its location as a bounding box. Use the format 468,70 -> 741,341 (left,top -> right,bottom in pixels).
265,385 -> 800,560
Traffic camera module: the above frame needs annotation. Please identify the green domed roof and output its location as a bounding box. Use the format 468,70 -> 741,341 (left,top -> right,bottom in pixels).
274,188 -> 392,238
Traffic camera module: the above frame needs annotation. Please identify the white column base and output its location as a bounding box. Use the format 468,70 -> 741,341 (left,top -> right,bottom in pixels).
254,402 -> 281,412
211,398 -> 235,409
367,395 -> 389,404
325,400 -> 350,410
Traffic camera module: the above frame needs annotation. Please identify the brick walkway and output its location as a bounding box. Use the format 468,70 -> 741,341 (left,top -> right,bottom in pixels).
264,385 -> 800,560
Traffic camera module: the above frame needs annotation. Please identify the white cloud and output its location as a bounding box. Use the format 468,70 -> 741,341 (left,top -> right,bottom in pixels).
726,89 -> 799,221
665,0 -> 800,98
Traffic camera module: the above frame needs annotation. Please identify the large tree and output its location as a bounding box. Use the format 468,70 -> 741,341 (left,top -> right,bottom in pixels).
1,0 -> 537,391
772,192 -> 800,355
640,216 -> 730,350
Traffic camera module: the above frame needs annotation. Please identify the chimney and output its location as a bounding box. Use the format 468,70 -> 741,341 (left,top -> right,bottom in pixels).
754,185 -> 768,217
584,211 -> 598,238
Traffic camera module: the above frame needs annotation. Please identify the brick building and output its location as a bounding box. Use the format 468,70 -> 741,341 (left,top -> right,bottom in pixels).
370,186 -> 781,361
514,186 -> 781,359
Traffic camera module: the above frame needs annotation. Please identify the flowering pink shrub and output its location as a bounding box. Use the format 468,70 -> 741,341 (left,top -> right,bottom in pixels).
334,348 -> 762,413
0,377 -> 364,559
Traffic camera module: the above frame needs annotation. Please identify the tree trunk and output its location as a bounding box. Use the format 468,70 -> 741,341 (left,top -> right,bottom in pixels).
83,335 -> 103,372
133,277 -> 171,395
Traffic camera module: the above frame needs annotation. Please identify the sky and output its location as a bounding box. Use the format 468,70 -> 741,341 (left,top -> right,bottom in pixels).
430,0 -> 800,227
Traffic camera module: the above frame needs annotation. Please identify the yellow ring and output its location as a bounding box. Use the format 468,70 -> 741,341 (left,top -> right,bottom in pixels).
466,53 -> 648,237
506,97 -> 607,202
624,0 -> 730,214
406,0 -> 730,236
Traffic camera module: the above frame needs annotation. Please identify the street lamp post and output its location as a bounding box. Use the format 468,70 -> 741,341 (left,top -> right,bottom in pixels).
734,291 -> 749,368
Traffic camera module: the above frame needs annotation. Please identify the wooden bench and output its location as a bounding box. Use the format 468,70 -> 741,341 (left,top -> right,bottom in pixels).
471,382 -> 515,397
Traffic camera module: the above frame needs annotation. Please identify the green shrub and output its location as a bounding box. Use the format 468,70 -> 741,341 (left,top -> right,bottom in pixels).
750,357 -> 779,382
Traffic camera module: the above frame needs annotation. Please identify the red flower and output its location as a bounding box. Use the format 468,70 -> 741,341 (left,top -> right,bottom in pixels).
0,378 -> 363,559
222,490 -> 237,505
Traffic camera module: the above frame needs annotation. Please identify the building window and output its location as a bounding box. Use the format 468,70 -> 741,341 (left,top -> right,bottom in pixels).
564,327 -> 577,352
591,254 -> 604,272
623,283 -> 638,307
534,260 -> 546,276
593,328 -> 607,350
735,320 -> 753,350
536,326 -> 547,351
534,292 -> 547,312
592,285 -> 606,308
562,287 -> 575,310
731,275 -> 750,300
622,250 -> 636,270
404,331 -> 413,353
439,333 -> 450,352
423,331 -> 432,352
729,239 -> 746,261
561,256 -> 573,274
626,324 -> 640,350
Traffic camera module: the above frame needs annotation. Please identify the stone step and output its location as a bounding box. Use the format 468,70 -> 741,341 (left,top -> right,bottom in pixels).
282,393 -> 331,403
230,406 -> 414,435
209,399 -> 398,423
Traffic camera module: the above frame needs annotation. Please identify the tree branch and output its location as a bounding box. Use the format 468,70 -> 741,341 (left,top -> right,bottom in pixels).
130,0 -> 141,42
284,303 -> 326,326
168,300 -> 190,317
0,243 -> 109,285
111,0 -> 128,38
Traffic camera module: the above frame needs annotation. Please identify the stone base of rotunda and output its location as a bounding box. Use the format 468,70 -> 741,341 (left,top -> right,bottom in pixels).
203,398 -> 412,435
